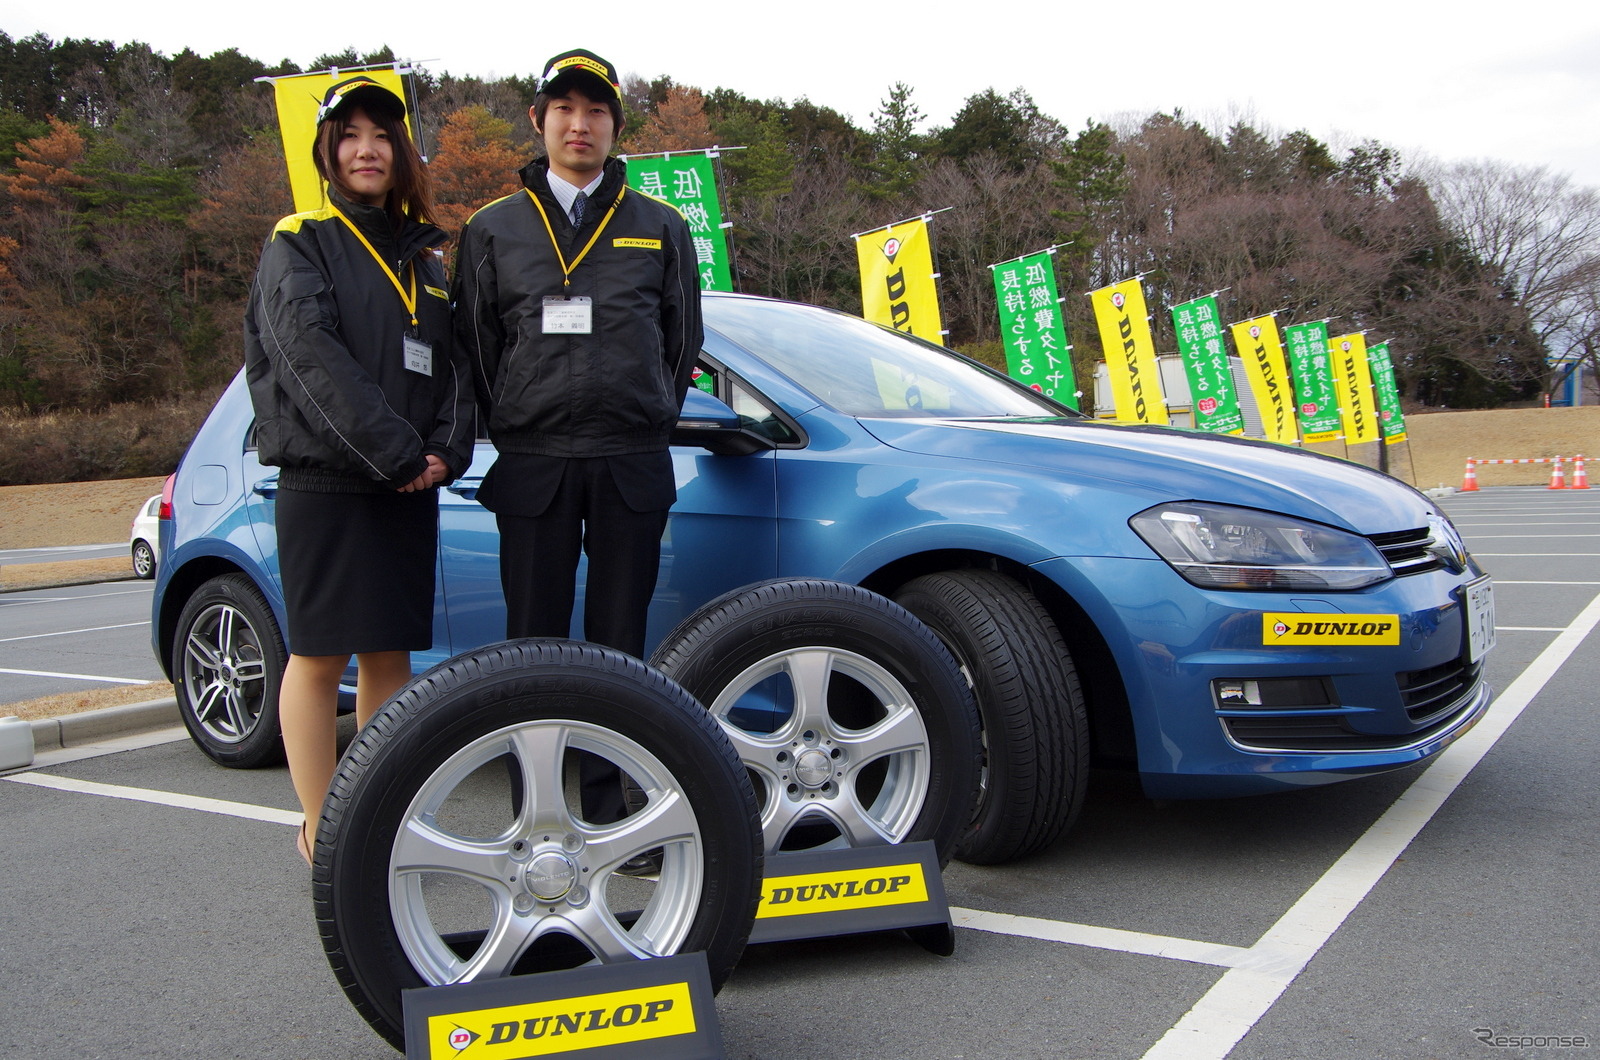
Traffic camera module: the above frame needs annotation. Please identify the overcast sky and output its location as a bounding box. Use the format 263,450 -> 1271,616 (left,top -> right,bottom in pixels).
10,2 -> 1600,189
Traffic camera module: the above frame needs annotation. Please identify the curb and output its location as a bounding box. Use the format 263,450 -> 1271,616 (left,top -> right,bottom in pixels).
0,569 -> 140,594
1,698 -> 182,769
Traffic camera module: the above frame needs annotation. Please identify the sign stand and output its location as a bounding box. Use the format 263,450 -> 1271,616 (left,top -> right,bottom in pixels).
401,952 -> 723,1060
748,841 -> 954,955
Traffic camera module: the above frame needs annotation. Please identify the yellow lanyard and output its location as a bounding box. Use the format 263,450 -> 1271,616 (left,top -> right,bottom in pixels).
527,187 -> 623,287
329,204 -> 419,327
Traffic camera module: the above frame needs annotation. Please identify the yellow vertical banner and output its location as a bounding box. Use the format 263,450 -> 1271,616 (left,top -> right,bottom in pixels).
855,216 -> 946,345
1329,333 -> 1380,445
1090,277 -> 1168,424
270,68 -> 413,213
1229,315 -> 1299,445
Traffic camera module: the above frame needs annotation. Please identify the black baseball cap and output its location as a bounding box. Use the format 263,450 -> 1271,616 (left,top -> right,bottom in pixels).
317,76 -> 406,125
537,49 -> 621,103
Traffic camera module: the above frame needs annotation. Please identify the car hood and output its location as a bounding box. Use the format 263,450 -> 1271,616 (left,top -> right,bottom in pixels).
859,416 -> 1434,535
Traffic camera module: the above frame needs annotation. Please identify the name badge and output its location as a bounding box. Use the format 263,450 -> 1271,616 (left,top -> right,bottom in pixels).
403,336 -> 433,376
543,295 -> 593,334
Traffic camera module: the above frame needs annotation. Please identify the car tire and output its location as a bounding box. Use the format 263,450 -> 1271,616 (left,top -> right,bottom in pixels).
171,573 -> 286,768
650,579 -> 980,867
314,640 -> 762,1050
894,570 -> 1088,865
130,539 -> 155,579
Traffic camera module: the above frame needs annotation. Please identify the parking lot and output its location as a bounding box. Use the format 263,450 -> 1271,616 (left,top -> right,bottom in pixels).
2,484 -> 1597,1059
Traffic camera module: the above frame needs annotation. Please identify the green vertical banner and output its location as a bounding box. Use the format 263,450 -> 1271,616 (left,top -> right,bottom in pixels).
992,250 -> 1077,408
1282,321 -> 1342,443
1366,341 -> 1408,444
1169,296 -> 1243,435
625,152 -> 733,292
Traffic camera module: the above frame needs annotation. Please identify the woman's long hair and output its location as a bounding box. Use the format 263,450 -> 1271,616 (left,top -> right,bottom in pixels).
313,104 -> 439,227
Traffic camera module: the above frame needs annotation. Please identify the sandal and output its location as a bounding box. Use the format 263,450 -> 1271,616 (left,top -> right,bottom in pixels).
296,820 -> 312,867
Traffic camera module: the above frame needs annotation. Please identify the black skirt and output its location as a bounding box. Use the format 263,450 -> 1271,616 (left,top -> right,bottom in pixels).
276,487 -> 438,656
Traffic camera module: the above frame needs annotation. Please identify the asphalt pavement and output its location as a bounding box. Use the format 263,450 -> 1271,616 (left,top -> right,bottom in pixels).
2,485 -> 1596,1059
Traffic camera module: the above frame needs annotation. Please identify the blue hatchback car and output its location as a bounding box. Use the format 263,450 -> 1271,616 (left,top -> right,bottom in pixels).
152,292 -> 1494,864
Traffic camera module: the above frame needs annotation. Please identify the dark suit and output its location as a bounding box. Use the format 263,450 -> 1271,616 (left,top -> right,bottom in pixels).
479,451 -> 672,656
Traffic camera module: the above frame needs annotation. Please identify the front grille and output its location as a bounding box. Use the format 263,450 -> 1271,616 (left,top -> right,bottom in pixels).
1399,656 -> 1483,724
1370,526 -> 1442,577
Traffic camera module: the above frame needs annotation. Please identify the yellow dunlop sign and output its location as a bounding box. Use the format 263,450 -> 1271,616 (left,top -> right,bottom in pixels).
268,68 -> 413,214
1089,277 -> 1168,425
613,237 -> 662,250
855,216 -> 946,345
1330,332 -> 1381,445
1230,315 -> 1298,446
426,982 -> 695,1057
757,863 -> 928,919
1263,614 -> 1401,645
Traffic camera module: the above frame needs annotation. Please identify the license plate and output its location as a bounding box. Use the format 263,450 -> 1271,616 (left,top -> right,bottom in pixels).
1466,576 -> 1496,661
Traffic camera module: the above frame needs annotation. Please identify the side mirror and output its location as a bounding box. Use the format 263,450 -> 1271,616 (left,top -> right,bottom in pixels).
672,387 -> 772,456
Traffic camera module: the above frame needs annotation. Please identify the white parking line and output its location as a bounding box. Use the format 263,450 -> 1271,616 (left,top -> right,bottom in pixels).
952,908 -> 1251,968
3,772 -> 298,826
0,621 -> 148,644
0,667 -> 151,685
1142,589 -> 1600,1060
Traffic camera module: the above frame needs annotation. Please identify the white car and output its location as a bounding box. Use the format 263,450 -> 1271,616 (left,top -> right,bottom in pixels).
129,494 -> 161,579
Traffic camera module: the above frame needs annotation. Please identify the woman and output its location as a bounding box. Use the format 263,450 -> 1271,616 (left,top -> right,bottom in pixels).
243,77 -> 474,864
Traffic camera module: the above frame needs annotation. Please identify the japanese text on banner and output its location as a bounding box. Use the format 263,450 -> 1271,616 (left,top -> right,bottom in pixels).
1366,341 -> 1408,443
993,251 -> 1076,408
1283,321 -> 1342,442
1170,295 -> 1243,435
625,154 -> 733,291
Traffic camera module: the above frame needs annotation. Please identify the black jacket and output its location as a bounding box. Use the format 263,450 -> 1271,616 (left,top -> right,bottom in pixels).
244,191 -> 474,493
453,156 -> 703,458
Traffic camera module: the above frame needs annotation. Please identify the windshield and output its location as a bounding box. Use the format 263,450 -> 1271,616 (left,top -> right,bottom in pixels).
705,297 -> 1075,420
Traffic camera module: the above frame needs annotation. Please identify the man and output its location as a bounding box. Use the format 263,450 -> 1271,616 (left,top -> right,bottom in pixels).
455,49 -> 703,662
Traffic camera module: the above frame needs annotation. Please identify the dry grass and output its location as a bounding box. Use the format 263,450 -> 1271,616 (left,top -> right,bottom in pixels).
0,556 -> 136,591
0,475 -> 168,549
5,682 -> 175,723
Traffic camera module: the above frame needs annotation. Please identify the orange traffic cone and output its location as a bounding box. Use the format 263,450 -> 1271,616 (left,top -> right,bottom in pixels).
1571,455 -> 1590,490
1461,459 -> 1479,491
1548,458 -> 1567,489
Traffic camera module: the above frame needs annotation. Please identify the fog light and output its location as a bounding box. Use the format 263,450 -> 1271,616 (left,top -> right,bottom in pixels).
1217,680 -> 1261,706
1213,676 -> 1335,709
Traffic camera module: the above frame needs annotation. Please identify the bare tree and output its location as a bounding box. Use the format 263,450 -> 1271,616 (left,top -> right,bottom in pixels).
1432,160 -> 1600,387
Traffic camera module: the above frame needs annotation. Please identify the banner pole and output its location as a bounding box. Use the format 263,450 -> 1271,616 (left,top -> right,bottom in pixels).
850,206 -> 953,242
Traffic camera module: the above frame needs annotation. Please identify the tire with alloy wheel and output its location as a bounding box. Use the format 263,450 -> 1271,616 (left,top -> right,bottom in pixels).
171,572 -> 286,768
314,640 -> 762,1050
894,569 -> 1088,864
650,579 -> 980,866
131,539 -> 155,579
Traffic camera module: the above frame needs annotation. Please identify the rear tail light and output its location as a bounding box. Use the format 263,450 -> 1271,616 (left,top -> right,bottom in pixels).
159,473 -> 176,521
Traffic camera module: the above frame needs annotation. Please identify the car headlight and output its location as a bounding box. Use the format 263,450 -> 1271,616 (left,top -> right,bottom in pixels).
1129,502 -> 1391,591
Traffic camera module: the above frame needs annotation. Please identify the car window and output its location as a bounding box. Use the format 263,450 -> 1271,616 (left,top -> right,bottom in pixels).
705,297 -> 1073,420
726,377 -> 799,444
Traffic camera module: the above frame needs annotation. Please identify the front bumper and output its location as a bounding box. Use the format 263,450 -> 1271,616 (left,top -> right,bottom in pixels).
1033,555 -> 1494,798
